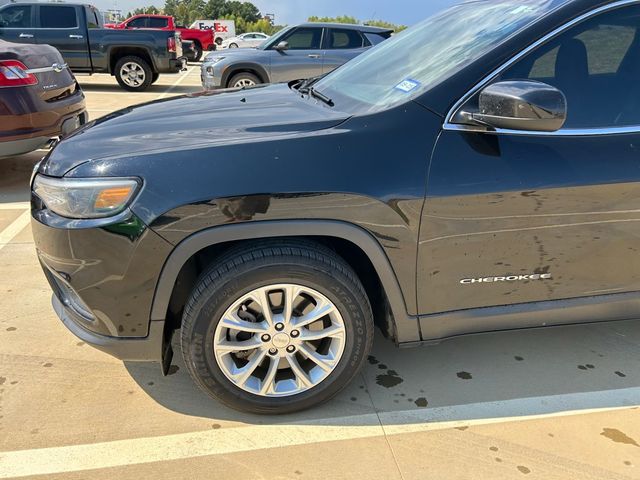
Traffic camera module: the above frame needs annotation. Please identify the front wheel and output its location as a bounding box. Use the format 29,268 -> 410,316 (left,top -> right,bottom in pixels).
114,56 -> 152,92
180,241 -> 374,414
229,43 -> 238,49
228,71 -> 261,89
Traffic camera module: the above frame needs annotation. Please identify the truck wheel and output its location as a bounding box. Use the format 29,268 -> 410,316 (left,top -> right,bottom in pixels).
193,42 -> 203,62
215,37 -> 223,46
180,241 -> 374,414
228,72 -> 261,88
114,56 -> 153,92
229,43 -> 238,49
151,72 -> 160,84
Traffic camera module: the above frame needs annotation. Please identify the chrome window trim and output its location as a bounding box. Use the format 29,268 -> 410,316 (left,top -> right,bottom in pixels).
443,0 -> 640,137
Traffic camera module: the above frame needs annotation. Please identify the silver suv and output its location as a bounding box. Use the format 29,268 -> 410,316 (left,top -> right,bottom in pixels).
201,23 -> 392,89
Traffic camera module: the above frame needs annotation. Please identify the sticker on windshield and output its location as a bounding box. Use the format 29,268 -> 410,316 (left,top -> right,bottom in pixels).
394,79 -> 421,93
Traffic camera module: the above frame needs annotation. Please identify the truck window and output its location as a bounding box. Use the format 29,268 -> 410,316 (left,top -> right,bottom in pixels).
148,17 -> 168,28
40,6 -> 78,28
127,17 -> 147,28
0,5 -> 32,28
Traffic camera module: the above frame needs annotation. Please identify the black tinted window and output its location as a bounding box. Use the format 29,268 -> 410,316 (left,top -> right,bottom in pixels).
328,29 -> 364,49
127,17 -> 147,28
0,6 -> 32,28
40,6 -> 77,28
503,4 -> 640,128
282,27 -> 322,50
148,17 -> 168,28
363,32 -> 390,46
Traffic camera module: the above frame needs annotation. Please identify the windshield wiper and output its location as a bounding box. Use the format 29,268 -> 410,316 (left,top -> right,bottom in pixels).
291,73 -> 328,93
308,87 -> 334,107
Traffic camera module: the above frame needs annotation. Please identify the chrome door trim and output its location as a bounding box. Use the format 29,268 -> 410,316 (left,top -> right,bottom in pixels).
443,0 -> 640,137
25,63 -> 68,74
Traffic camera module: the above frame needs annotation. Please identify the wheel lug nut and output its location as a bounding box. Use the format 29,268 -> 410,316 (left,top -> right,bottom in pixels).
269,348 -> 278,355
291,330 -> 300,338
261,334 -> 271,342
275,323 -> 285,331
286,345 -> 296,353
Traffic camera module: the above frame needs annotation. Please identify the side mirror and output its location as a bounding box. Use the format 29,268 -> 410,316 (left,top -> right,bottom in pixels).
470,80 -> 567,132
274,41 -> 289,52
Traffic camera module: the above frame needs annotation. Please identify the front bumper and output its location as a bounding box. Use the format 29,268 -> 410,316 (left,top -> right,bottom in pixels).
201,62 -> 223,89
52,294 -> 165,362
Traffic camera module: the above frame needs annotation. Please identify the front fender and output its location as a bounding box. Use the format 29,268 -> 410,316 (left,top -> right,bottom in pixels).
150,219 -> 421,343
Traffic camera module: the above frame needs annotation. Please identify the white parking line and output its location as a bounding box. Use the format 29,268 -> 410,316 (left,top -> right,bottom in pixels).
157,65 -> 199,99
0,210 -> 30,251
0,202 -> 29,210
0,387 -> 638,478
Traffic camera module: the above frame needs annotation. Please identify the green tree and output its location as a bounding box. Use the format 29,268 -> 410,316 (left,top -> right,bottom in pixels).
307,15 -> 406,33
365,19 -> 407,33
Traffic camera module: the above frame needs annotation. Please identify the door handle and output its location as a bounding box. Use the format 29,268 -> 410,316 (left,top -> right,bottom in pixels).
69,34 -> 84,39
19,33 -> 34,39
307,54 -> 321,59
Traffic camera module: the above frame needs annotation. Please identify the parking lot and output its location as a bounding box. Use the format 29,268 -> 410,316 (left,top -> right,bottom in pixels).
1,67 -> 640,479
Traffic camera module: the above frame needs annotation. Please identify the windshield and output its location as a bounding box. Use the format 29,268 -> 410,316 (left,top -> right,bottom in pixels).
314,0 -> 568,114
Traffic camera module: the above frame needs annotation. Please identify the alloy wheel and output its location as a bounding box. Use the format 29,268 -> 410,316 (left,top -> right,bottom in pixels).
120,62 -> 146,87
213,284 -> 346,397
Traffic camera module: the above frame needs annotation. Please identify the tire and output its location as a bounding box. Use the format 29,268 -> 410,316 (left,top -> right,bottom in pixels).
151,72 -> 160,84
228,71 -> 261,89
114,56 -> 152,92
180,240 -> 374,414
193,42 -> 203,62
215,37 -> 223,46
229,43 -> 238,49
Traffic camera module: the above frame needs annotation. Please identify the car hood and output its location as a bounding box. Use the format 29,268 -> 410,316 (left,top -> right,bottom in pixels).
40,83 -> 350,177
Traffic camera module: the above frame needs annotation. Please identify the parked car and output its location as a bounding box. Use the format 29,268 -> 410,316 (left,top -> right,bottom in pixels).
31,0 -> 638,414
220,32 -> 270,49
0,39 -> 86,158
106,14 -> 214,61
201,23 -> 392,89
190,19 -> 236,46
0,3 -> 186,91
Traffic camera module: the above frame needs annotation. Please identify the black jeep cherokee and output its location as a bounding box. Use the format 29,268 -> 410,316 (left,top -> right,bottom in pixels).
32,0 -> 640,413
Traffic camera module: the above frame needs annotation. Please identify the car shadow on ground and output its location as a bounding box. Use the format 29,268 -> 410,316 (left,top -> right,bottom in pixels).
125,318 -> 640,426
78,83 -> 203,94
0,152 -> 43,203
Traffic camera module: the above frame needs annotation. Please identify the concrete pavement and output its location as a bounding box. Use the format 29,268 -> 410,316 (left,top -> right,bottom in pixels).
0,66 -> 639,480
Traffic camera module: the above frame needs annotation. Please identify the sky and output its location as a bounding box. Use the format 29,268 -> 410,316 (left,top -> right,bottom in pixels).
94,0 -> 458,25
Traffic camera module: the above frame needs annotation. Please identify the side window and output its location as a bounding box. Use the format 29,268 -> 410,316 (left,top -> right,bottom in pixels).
147,17 -> 168,28
40,6 -> 78,28
328,29 -> 365,49
501,4 -> 640,128
281,27 -> 322,50
0,6 -> 32,28
364,32 -> 390,46
127,17 -> 147,28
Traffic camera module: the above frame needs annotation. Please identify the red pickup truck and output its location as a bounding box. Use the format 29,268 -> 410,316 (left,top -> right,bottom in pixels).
106,15 -> 214,61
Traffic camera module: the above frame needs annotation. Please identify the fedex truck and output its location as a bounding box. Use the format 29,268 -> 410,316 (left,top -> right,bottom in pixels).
189,20 -> 236,45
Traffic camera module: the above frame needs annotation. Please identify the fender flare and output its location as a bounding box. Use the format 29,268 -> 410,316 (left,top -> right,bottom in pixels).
221,62 -> 270,87
150,220 -> 421,343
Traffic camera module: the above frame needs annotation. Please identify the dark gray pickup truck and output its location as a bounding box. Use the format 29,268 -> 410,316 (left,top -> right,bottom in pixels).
0,2 -> 186,91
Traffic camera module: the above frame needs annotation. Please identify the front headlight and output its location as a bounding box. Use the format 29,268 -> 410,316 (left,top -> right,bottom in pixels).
33,175 -> 140,219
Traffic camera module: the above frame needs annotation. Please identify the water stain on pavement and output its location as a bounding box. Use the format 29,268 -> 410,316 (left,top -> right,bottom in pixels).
0,377 -> 5,385
615,371 -> 627,378
457,371 -> 472,380
6,327 -> 16,331
600,428 -> 639,447
514,356 -> 524,361
376,369 -> 404,388
367,355 -> 379,365
414,397 -> 428,407
517,466 -> 531,474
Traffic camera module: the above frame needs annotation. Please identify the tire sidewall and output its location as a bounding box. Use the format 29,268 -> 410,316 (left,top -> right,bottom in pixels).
183,262 -> 370,413
228,72 -> 259,88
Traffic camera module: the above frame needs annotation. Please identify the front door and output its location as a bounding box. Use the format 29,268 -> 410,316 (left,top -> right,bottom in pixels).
419,3 -> 640,316
0,5 -> 36,44
36,5 -> 89,70
269,26 -> 324,83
